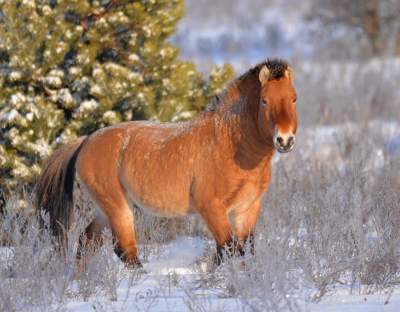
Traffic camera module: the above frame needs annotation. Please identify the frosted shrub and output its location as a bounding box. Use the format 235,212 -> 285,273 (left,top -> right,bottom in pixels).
217,125 -> 400,310
0,197 -> 141,311
0,123 -> 398,312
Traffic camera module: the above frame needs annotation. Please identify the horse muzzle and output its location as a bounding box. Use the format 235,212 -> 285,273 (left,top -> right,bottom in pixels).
274,133 -> 295,153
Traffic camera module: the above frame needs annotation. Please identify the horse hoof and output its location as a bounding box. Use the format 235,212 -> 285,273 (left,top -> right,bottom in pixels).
125,257 -> 144,270
130,265 -> 147,274
213,253 -> 223,266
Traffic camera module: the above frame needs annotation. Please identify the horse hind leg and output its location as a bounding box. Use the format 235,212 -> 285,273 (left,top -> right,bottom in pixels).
76,217 -> 106,276
76,130 -> 142,268
76,171 -> 141,266
109,204 -> 142,268
76,207 -> 110,257
81,194 -> 140,267
86,188 -> 141,268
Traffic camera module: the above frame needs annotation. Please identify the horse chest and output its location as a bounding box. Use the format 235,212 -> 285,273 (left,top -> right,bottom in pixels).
218,162 -> 271,212
223,179 -> 262,213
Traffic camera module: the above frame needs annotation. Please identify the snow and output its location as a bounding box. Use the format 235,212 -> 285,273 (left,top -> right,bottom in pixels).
307,289 -> 400,312
59,236 -> 400,311
129,53 -> 140,62
385,136 -> 400,155
27,138 -> 52,158
63,237 -> 239,311
8,71 -> 23,81
58,88 -> 75,107
172,1 -> 311,67
1,121 -> 400,311
272,120 -> 400,172
144,236 -> 206,275
2,231 -> 400,311
0,108 -> 19,122
78,99 -> 99,112
0,246 -> 13,260
43,76 -> 62,88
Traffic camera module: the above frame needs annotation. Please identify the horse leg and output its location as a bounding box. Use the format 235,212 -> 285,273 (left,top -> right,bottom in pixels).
109,206 -> 142,268
76,130 -> 142,268
77,219 -> 103,259
75,217 -> 105,277
197,201 -> 237,265
93,195 -> 141,268
77,177 -> 141,268
231,200 -> 262,255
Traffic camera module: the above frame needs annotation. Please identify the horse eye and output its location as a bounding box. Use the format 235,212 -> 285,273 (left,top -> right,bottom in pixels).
293,97 -> 297,104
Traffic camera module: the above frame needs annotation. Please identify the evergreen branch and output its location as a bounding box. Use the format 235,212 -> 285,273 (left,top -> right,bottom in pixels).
82,0 -> 122,31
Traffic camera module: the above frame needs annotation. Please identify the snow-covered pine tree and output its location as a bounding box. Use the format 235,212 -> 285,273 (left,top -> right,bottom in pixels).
0,0 -> 234,205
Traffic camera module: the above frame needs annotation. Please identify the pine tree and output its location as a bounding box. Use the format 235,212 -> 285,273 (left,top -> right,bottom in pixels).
0,0 -> 234,206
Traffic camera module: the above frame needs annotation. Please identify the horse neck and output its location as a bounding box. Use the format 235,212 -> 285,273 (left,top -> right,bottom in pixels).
212,76 -> 275,168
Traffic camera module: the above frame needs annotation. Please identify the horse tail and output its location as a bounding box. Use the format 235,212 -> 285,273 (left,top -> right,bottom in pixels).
35,137 -> 87,236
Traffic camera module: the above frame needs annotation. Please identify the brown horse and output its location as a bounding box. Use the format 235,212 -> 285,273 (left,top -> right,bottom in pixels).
35,59 -> 297,267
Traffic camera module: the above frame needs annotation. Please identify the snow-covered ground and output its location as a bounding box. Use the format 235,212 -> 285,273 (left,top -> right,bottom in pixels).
308,291 -> 400,312
51,236 -> 400,311
64,237 -> 241,312
1,123 -> 399,311
271,120 -> 400,174
1,236 -> 400,311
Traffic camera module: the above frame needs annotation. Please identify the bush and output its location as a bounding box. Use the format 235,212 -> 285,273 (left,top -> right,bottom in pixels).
0,0 -> 234,204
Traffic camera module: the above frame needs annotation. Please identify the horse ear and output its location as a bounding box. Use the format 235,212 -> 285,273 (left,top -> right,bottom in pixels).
259,66 -> 270,85
285,66 -> 294,81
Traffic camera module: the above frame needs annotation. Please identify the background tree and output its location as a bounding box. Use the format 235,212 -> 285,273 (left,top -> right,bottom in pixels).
307,0 -> 400,58
0,0 -> 234,207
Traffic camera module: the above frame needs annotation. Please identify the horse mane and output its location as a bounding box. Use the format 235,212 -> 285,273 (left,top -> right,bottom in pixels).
205,58 -> 289,112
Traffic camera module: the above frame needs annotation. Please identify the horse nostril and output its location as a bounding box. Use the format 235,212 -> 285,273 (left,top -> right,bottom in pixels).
288,136 -> 295,146
275,134 -> 295,152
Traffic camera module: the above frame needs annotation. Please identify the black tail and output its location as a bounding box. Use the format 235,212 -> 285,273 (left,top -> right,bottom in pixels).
35,137 -> 86,236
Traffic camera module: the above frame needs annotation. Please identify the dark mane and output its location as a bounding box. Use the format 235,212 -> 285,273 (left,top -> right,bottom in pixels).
239,58 -> 289,81
205,58 -> 289,112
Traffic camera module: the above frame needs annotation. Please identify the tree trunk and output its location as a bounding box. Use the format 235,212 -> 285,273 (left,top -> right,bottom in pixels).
363,0 -> 383,56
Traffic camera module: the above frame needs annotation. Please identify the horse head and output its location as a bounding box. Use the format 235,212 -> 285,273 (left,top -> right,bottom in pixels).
257,62 -> 297,153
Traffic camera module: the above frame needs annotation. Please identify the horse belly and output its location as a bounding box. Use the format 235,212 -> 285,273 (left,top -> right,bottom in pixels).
118,123 -> 197,217
129,191 -> 192,217
121,178 -> 193,217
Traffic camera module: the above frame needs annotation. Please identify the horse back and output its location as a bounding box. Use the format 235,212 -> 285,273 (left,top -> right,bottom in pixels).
78,120 -> 215,216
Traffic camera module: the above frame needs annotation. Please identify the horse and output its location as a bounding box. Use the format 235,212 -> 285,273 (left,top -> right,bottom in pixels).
35,58 -> 298,267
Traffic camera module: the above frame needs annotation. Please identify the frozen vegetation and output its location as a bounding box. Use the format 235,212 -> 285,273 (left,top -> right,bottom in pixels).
1,1 -> 400,311
1,119 -> 400,311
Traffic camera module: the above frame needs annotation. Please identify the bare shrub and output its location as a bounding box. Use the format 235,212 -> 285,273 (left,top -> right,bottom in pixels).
292,59 -> 400,125
0,198 -> 75,311
0,197 -> 142,310
134,209 -> 209,262
214,123 -> 400,310
0,122 -> 399,311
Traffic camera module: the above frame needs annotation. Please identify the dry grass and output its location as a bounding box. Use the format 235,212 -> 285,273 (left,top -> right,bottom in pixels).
1,59 -> 400,311
209,123 -> 400,311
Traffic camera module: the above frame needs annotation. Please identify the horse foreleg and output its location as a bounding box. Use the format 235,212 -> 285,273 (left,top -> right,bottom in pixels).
197,201 -> 238,265
231,200 -> 262,255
